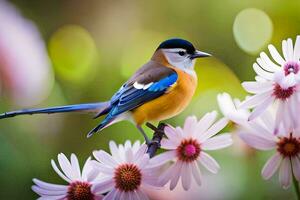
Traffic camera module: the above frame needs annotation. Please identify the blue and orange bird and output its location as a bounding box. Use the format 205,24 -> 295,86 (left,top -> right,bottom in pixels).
0,38 -> 211,143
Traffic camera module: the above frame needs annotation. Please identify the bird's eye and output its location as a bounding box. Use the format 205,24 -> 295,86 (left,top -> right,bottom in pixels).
178,51 -> 186,56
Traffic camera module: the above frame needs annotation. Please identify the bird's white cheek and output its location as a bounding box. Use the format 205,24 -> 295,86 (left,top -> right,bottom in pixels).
165,53 -> 185,68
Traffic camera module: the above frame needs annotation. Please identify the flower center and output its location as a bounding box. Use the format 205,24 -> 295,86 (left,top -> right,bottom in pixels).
284,62 -> 299,75
273,84 -> 295,100
176,138 -> 201,162
67,181 -> 94,200
114,163 -> 142,192
277,134 -> 300,157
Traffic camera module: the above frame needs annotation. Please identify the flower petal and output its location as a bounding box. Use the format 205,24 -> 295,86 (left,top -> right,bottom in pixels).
294,35 -> 300,61
191,161 -> 202,186
136,189 -> 150,200
109,141 -> 122,162
287,38 -> 294,61
268,44 -> 285,65
70,154 -> 81,180
82,157 -> 94,181
93,150 -> 118,167
259,52 -> 281,72
259,111 -> 275,133
91,161 -> 114,175
239,90 -> 272,109
51,159 -> 71,183
198,152 -> 220,174
239,132 -> 276,150
183,116 -> 197,137
217,92 -> 236,115
103,189 -> 117,200
198,117 -> 228,142
57,153 -> 76,180
133,144 -> 147,162
149,150 -> 176,168
248,96 -> 273,121
282,40 -> 289,61
195,111 -> 218,136
136,154 -> 150,169
32,178 -> 67,191
132,140 -> 141,152
181,163 -> 192,191
261,153 -> 282,180
274,102 -> 285,134
164,126 -> 181,144
125,148 -> 134,163
125,140 -> 132,150
92,178 -> 114,194
161,138 -> 177,150
242,81 -> 273,94
292,156 -> 300,181
202,134 -> 233,150
279,157 -> 292,189
253,63 -> 274,80
159,162 -> 177,186
31,185 -> 67,196
169,161 -> 183,190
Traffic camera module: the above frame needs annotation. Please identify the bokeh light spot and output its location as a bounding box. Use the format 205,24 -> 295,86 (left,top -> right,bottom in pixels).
49,25 -> 98,82
233,8 -> 273,55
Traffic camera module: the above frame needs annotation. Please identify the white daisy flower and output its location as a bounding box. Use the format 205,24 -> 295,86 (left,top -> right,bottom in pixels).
239,116 -> 300,189
32,153 -> 103,200
149,112 -> 233,190
91,142 -> 161,200
217,92 -> 250,125
114,140 -> 141,155
240,36 -> 300,131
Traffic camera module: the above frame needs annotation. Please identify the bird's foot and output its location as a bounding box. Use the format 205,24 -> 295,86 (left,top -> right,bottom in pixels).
146,139 -> 161,148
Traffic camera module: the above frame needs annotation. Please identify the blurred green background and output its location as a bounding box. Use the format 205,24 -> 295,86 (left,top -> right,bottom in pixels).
0,0 -> 299,199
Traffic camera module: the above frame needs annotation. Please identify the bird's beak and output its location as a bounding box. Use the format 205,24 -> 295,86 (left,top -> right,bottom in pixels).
190,50 -> 212,59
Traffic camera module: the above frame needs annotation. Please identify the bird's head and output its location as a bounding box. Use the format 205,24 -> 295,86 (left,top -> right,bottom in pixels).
153,38 -> 211,74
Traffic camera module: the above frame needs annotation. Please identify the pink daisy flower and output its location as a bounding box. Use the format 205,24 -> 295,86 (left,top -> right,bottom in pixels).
150,112 -> 233,190
91,142 -> 161,200
239,116 -> 300,189
240,36 -> 300,131
32,153 -> 103,200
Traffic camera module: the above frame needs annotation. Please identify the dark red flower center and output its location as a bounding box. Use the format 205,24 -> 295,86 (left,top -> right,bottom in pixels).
176,138 -> 201,162
273,84 -> 295,100
284,62 -> 299,76
114,163 -> 142,192
67,181 -> 94,200
277,134 -> 300,157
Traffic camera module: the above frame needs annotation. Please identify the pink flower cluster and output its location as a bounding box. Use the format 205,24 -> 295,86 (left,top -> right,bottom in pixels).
32,114 -> 232,200
218,35 -> 300,189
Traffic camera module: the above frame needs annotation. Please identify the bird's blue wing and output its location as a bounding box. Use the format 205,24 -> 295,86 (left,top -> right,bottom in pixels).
87,63 -> 178,137
109,72 -> 178,116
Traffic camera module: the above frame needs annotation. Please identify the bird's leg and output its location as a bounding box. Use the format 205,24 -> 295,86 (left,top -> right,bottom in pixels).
145,122 -> 164,147
146,122 -> 165,135
136,125 -> 151,145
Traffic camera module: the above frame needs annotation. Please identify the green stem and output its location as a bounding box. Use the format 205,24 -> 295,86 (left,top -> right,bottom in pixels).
292,169 -> 300,200
293,176 -> 300,200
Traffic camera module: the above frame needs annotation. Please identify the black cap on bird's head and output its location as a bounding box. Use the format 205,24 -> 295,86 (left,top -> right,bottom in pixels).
157,38 -> 211,59
157,38 -> 196,54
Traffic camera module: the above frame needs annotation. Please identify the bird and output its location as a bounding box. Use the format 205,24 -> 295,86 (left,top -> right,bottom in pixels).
0,38 -> 211,144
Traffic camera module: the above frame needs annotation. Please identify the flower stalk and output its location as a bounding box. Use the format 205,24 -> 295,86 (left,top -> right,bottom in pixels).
293,170 -> 300,200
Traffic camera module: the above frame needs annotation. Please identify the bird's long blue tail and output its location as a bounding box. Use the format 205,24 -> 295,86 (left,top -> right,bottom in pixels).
0,102 -> 110,119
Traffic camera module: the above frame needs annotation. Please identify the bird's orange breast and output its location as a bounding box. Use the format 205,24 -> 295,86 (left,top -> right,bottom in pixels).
132,68 -> 197,125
